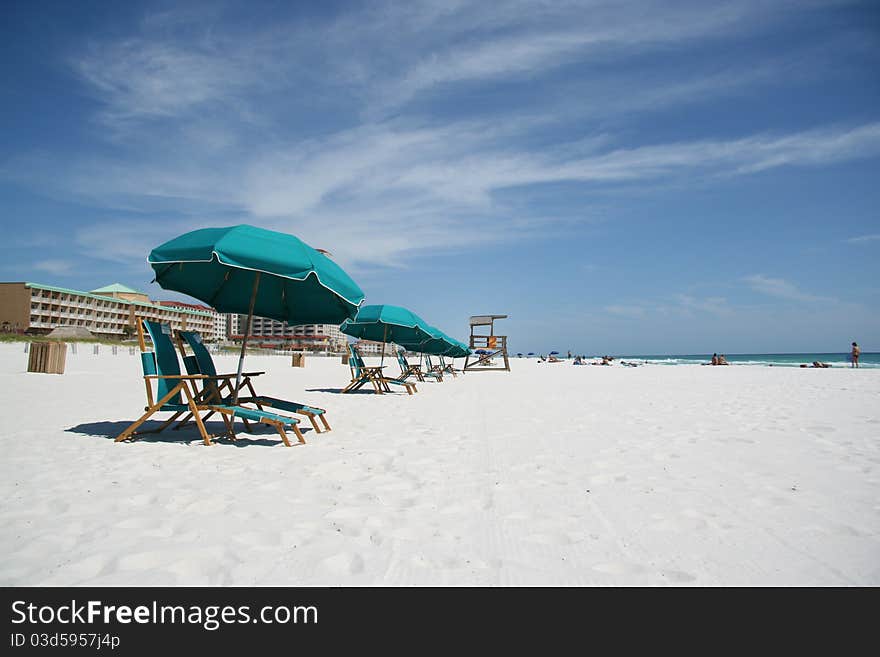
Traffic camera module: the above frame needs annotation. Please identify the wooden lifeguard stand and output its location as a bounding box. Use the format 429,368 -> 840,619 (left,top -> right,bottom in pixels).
463,314 -> 510,372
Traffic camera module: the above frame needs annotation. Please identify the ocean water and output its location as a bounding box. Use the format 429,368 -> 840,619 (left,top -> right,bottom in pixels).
518,353 -> 880,368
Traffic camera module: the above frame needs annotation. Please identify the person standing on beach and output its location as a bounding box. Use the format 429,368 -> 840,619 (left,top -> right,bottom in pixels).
851,342 -> 860,368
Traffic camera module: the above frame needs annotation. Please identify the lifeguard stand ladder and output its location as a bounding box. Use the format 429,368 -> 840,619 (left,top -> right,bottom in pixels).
463,314 -> 510,372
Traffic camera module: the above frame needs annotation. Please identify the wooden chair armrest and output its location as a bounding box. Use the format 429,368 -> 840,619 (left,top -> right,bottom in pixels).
145,374 -> 208,380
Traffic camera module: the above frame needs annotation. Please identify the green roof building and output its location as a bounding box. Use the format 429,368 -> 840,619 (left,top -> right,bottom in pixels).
0,281 -> 213,338
89,283 -> 150,303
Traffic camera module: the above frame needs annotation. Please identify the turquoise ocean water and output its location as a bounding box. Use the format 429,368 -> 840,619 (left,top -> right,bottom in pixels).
621,352 -> 879,368
520,353 -> 879,368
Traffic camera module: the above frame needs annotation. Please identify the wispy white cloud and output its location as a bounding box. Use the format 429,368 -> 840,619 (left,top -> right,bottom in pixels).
71,221 -> 199,269
603,292 -> 734,321
244,120 -> 880,214
67,0 -> 851,126
674,294 -> 733,317
366,0 -> 783,113
73,41 -> 236,122
743,274 -> 829,303
845,233 -> 880,244
9,117 -> 880,271
604,304 -> 647,318
32,259 -> 75,276
4,0 -> 877,275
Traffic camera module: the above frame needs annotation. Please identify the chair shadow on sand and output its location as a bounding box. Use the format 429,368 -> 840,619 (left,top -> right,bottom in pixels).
304,387 -> 413,395
64,420 -> 309,447
305,387 -> 366,394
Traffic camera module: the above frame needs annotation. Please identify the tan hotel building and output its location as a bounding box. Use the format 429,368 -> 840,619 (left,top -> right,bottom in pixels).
0,282 -> 214,338
232,315 -> 348,352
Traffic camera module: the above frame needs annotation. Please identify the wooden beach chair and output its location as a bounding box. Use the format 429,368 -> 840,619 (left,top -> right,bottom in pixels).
423,355 -> 445,382
176,330 -> 331,434
343,344 -> 417,395
342,343 -> 388,394
114,320 -> 305,447
402,351 -> 441,382
396,349 -> 425,382
439,355 -> 460,377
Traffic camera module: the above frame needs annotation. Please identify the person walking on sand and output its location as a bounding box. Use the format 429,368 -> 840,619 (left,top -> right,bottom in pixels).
851,342 -> 860,368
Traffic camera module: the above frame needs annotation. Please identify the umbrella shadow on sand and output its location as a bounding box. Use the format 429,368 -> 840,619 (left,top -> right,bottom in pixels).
65,421 -> 307,447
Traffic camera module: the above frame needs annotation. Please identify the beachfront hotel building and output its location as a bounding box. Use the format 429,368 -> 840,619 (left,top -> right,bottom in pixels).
230,315 -> 348,352
355,339 -> 400,356
157,300 -> 227,342
0,282 -> 214,338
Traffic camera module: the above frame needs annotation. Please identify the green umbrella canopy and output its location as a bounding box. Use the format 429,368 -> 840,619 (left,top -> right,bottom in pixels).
444,339 -> 471,358
340,304 -> 436,345
149,225 -> 364,325
398,324 -> 452,355
398,326 -> 470,357
437,333 -> 470,358
435,335 -> 470,358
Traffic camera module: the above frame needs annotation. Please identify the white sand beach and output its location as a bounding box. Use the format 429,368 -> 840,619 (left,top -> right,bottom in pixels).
1,344 -> 878,586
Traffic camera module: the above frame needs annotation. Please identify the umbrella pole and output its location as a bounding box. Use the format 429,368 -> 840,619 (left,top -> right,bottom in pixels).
380,324 -> 388,369
234,272 -> 261,405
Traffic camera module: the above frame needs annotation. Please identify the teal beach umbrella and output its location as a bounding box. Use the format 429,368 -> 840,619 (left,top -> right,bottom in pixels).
149,224 -> 365,401
440,335 -> 470,357
150,225 -> 363,324
401,324 -> 452,356
340,304 -> 436,366
400,328 -> 470,359
444,339 -> 471,358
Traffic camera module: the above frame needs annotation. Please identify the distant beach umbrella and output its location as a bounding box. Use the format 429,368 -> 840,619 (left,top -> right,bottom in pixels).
440,338 -> 471,359
527,352 -> 535,356
149,224 -> 364,402
341,304 -> 438,366
434,335 -> 470,359
403,325 -> 456,356
390,320 -> 470,358
341,305 -> 434,344
550,351 -> 559,355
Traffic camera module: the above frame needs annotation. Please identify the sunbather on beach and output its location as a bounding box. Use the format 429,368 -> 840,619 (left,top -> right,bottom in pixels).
710,353 -> 718,365
851,342 -> 860,368
717,354 -> 729,365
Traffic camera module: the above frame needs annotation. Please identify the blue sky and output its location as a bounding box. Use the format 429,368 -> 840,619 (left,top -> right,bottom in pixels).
1,0 -> 878,354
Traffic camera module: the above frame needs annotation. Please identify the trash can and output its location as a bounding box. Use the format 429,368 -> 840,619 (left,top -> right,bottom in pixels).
341,354 -> 350,365
27,341 -> 67,374
291,353 -> 305,367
